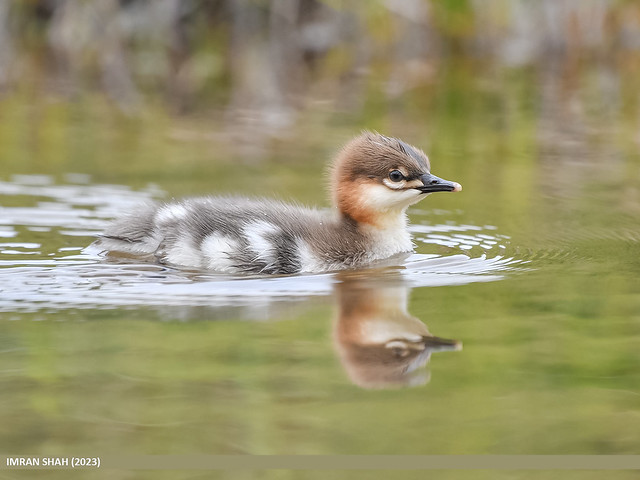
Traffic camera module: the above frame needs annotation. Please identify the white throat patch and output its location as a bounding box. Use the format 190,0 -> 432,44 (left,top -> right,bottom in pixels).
361,183 -> 425,211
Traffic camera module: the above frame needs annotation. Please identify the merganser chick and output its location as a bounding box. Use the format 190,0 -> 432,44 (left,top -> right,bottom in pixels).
93,132 -> 462,274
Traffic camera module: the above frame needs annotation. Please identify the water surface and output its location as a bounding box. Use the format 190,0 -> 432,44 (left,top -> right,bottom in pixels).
1,74 -> 639,464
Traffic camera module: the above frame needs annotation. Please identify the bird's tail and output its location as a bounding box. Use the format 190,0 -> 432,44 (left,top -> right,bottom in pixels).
91,202 -> 162,256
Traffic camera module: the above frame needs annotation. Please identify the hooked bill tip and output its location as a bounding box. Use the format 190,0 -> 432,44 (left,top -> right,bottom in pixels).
452,183 -> 462,192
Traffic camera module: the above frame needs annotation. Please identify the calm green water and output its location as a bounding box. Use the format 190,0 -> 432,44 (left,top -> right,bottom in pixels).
0,64 -> 639,478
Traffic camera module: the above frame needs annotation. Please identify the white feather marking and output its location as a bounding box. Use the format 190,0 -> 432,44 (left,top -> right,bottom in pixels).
363,223 -> 414,259
362,184 -> 424,211
165,235 -> 204,268
155,204 -> 189,224
243,221 -> 280,265
200,234 -> 240,272
297,239 -> 333,273
382,178 -> 406,190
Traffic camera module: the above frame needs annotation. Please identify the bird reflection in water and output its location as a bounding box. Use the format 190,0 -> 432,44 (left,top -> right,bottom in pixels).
333,270 -> 461,389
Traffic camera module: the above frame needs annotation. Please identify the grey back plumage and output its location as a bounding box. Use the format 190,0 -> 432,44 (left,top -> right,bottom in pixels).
94,196 -> 370,274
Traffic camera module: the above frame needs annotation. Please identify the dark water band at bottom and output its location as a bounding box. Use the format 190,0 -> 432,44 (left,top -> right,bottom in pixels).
3,455 -> 640,470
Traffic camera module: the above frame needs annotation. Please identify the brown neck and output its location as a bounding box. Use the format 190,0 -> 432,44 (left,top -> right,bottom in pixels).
333,180 -> 381,228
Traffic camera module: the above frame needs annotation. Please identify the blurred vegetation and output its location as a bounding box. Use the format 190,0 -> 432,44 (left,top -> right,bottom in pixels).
1,0 -> 640,141
0,1 -> 639,200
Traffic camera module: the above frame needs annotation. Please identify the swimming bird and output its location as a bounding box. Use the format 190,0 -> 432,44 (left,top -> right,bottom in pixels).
92,132 -> 462,274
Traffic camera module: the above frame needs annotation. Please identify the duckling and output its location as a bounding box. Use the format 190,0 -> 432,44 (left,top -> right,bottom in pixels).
92,132 -> 461,274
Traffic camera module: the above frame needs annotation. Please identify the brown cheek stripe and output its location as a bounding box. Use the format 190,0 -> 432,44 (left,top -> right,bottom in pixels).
337,182 -> 378,226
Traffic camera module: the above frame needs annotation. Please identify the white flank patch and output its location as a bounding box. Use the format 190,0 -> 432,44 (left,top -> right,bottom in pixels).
155,204 -> 189,224
200,233 -> 240,272
164,236 -> 204,269
243,221 -> 280,265
297,239 -> 332,273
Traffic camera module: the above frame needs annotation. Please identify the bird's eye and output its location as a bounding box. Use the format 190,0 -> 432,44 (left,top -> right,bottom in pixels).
389,170 -> 404,182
